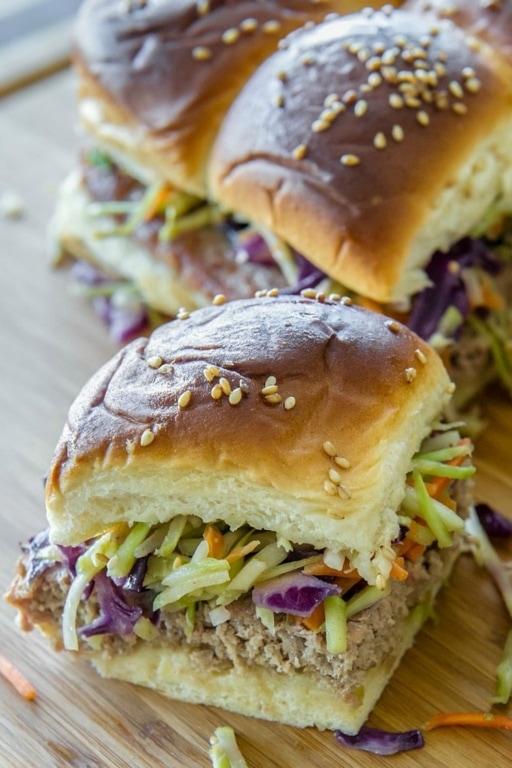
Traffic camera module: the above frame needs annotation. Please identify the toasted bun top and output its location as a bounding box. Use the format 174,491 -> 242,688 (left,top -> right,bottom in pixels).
209,8 -> 512,303
46,294 -> 451,584
405,0 -> 512,62
73,0 -> 360,195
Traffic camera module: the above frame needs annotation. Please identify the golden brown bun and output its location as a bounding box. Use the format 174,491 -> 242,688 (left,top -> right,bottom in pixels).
74,0 -> 379,196
46,294 -> 452,584
405,0 -> 512,62
209,8 -> 512,303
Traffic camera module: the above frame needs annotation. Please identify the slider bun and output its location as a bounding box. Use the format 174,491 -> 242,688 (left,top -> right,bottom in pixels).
46,294 -> 451,585
405,0 -> 512,62
74,0 -> 370,196
209,8 -> 512,303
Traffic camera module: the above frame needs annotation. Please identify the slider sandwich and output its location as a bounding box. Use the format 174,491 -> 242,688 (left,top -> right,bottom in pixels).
53,0 -> 387,339
7,294 -> 475,734
208,6 -> 512,408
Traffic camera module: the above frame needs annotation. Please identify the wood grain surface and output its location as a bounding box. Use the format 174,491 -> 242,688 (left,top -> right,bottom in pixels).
1,71 -> 512,768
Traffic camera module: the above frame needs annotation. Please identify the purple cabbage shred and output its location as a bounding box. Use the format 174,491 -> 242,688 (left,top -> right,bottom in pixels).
252,571 -> 340,617
475,503 -> 512,539
408,237 -> 502,341
334,726 -> 425,755
79,571 -> 143,638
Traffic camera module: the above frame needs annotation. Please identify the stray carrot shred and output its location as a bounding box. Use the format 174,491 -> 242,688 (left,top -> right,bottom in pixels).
390,556 -> 408,582
225,540 -> 260,564
301,603 -> 325,632
0,653 -> 37,701
404,541 -> 426,561
424,712 -> 512,732
144,185 -> 174,221
303,561 -> 347,578
203,524 -> 224,559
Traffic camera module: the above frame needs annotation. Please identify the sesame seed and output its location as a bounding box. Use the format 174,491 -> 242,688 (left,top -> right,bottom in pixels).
255,289 -> 267,298
276,70 -> 287,82
434,62 -> 446,78
340,154 -> 360,166
284,396 -> 296,410
320,108 -> 337,123
342,89 -> 358,105
420,35 -> 432,48
261,384 -> 279,395
348,41 -> 363,55
315,291 -> 326,302
328,468 -> 343,484
266,287 -> 280,297
211,384 -> 223,400
265,393 -> 282,404
338,484 -> 352,500
292,144 -> 307,160
465,77 -> 481,94
449,81 -> 464,99
265,376 -> 277,387
192,46 -> 212,61
301,54 -> 316,66
177,308 -> 190,319
324,93 -> 341,107
334,456 -> 351,469
324,479 -> 338,496
204,365 -> 220,382
452,102 -> 468,115
178,390 -> 192,408
446,382 -> 456,394
382,47 -> 399,66
323,440 -> 337,457
354,99 -> 368,117
389,93 -> 404,109
391,124 -> 404,141
462,66 -> 476,79
416,110 -> 430,126
415,348 -> 428,365
405,367 -> 417,383
275,94 -> 285,108
239,379 -> 250,394
240,17 -> 257,32
405,95 -> 421,109
367,72 -> 382,88
196,0 -> 210,14
381,3 -> 394,14
301,288 -> 318,298
386,320 -> 401,334
340,296 -> 353,305
373,132 -> 387,149
438,50 -> 448,62
366,56 -> 382,72
158,364 -> 174,374
219,377 -> 231,395
222,28 -> 240,44
328,293 -> 342,302
263,19 -> 280,34
229,388 -> 243,405
312,119 -> 330,132
212,293 -> 226,305
147,355 -> 163,369
140,429 -> 155,447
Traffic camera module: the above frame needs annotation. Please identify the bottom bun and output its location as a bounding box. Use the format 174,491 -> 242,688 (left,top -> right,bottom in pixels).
8,537 -> 460,735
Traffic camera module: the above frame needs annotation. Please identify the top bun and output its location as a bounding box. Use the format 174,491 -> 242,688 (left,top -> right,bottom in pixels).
46,293 -> 451,585
74,0 -> 369,196
405,0 -> 512,62
209,7 -> 512,303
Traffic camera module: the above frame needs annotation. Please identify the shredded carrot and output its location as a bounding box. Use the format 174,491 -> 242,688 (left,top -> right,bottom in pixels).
203,524 -> 224,559
396,536 -> 426,561
424,712 -> 512,732
225,540 -> 260,564
144,185 -> 174,221
301,602 -> 325,632
478,279 -> 505,311
303,561 -> 349,578
404,541 -> 426,561
390,556 -> 409,582
0,653 -> 37,701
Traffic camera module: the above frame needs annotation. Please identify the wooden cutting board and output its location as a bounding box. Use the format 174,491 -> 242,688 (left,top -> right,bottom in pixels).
0,71 -> 511,768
